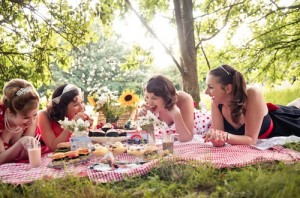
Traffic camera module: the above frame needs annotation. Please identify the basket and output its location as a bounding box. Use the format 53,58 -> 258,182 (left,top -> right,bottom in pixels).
97,110 -> 135,126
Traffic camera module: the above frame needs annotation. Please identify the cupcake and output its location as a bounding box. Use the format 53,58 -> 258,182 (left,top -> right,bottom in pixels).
118,129 -> 127,137
106,128 -> 119,137
88,129 -> 105,137
102,123 -> 113,132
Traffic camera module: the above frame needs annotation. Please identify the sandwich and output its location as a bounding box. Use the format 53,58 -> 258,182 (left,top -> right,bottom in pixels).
65,150 -> 80,163
55,142 -> 71,153
77,147 -> 90,160
51,152 -> 67,166
143,145 -> 159,161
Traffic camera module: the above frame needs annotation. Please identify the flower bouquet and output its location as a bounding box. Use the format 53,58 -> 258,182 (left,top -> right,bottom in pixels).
137,110 -> 168,144
58,117 -> 91,150
88,87 -> 139,124
58,117 -> 91,136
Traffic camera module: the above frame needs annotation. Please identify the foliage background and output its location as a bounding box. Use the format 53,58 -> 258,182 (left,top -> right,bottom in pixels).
0,0 -> 299,104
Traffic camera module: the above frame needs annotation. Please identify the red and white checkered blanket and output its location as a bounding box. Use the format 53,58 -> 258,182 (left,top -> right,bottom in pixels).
0,143 -> 299,185
164,142 -> 300,168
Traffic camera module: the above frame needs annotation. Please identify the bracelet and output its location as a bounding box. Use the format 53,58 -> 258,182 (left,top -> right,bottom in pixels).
226,133 -> 231,142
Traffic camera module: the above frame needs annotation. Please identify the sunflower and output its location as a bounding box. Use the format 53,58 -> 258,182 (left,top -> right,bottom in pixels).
87,96 -> 97,107
119,90 -> 139,107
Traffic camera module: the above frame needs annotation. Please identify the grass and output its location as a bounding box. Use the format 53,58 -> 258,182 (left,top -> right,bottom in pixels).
1,151 -> 299,198
1,84 -> 300,198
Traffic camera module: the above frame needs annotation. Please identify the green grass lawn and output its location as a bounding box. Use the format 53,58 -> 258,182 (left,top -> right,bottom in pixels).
1,83 -> 299,198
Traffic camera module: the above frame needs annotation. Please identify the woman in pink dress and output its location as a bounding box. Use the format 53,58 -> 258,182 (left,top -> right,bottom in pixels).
0,79 -> 40,164
38,84 -> 92,151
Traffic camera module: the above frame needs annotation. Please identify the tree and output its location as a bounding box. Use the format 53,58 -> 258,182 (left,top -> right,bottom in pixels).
194,0 -> 300,85
124,0 -> 300,104
125,0 -> 201,106
0,0 -> 121,87
45,36 -> 153,101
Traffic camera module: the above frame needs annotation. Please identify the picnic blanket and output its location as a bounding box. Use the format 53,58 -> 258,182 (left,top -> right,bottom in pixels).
0,141 -> 300,185
166,142 -> 300,168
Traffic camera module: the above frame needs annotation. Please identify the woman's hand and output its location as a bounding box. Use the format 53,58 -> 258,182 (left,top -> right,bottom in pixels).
203,127 -> 228,146
74,112 -> 94,128
138,103 -> 155,116
19,136 -> 37,149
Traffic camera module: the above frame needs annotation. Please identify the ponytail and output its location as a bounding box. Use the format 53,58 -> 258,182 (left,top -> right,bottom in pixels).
230,70 -> 247,123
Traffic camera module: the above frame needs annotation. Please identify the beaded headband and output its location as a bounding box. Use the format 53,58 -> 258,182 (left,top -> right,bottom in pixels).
52,84 -> 79,104
16,87 -> 32,96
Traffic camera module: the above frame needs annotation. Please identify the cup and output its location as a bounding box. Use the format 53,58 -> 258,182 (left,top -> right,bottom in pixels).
162,133 -> 174,153
27,142 -> 41,168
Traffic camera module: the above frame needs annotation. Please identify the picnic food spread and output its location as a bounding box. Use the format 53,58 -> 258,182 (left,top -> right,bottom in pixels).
49,142 -> 92,168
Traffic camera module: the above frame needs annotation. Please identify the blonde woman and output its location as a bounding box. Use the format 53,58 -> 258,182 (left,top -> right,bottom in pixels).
0,79 -> 40,164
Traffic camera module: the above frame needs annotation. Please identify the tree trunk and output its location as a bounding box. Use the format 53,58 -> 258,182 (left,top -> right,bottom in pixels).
173,0 -> 200,107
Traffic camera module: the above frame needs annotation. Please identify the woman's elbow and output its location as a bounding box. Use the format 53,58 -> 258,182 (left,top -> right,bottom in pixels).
177,134 -> 193,143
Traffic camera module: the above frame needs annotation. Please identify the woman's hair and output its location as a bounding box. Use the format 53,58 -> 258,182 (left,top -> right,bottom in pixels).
146,75 -> 177,110
2,79 -> 40,115
47,84 -> 80,121
209,64 -> 247,124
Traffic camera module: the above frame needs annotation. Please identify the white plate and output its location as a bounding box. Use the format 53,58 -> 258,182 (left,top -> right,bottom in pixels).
93,164 -> 112,172
89,136 -> 129,144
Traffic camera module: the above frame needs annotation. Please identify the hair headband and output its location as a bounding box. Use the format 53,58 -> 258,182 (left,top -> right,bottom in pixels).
52,84 -> 79,104
220,66 -> 231,75
16,86 -> 32,96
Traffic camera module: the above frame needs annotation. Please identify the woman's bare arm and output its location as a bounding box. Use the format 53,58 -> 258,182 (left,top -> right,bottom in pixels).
38,110 -> 71,151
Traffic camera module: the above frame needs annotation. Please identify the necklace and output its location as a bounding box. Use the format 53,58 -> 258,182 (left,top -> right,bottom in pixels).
4,113 -> 23,134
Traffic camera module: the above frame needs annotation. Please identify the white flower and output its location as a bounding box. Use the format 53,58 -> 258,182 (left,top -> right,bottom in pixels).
58,117 -> 91,136
97,96 -> 108,106
137,110 -> 168,130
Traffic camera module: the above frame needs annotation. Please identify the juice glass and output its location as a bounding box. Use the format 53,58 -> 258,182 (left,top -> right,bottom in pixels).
27,142 -> 41,168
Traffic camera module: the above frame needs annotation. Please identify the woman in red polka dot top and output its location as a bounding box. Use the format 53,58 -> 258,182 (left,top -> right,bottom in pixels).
138,75 -> 211,142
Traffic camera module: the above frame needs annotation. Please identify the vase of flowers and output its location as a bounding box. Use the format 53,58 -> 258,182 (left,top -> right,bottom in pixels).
58,117 -> 91,150
141,124 -> 155,144
58,117 -> 90,136
88,87 -> 139,125
137,110 -> 168,145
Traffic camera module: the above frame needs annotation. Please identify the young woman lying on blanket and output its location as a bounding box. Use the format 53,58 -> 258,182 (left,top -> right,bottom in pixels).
204,64 -> 300,147
138,75 -> 211,142
38,84 -> 93,151
0,79 -> 40,164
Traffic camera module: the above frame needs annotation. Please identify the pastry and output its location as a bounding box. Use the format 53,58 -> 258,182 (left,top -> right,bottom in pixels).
102,123 -> 112,132
88,129 -> 105,137
106,129 -> 119,137
109,141 -> 127,156
118,129 -> 127,137
143,145 -> 159,161
92,145 -> 109,157
127,145 -> 145,157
